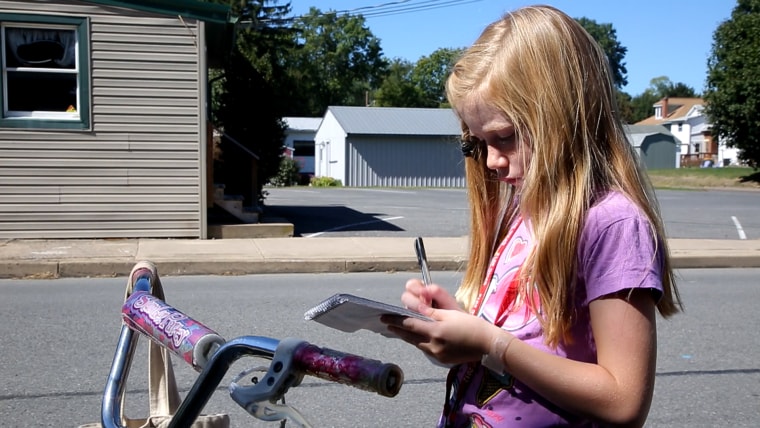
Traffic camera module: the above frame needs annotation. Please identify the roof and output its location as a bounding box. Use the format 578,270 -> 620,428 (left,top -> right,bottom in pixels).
326,106 -> 461,136
284,117 -> 323,132
635,97 -> 704,125
625,124 -> 676,147
85,0 -> 234,24
625,124 -> 674,136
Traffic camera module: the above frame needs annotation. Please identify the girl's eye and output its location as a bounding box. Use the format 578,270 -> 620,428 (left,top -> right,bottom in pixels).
497,134 -> 516,147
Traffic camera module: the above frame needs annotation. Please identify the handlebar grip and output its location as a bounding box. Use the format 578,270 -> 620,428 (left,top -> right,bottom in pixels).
293,342 -> 404,397
122,291 -> 225,371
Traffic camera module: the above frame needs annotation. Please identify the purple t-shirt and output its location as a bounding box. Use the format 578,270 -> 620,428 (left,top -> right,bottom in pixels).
439,192 -> 664,427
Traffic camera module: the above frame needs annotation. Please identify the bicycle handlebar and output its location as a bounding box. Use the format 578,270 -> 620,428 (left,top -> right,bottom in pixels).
292,341 -> 403,397
106,289 -> 404,427
122,291 -> 224,371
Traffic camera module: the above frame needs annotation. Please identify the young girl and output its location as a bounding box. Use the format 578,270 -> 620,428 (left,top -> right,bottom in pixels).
384,5 -> 682,427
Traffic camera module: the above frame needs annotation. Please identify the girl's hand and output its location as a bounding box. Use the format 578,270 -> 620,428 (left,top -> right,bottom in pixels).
384,301 -> 503,366
400,278 -> 461,312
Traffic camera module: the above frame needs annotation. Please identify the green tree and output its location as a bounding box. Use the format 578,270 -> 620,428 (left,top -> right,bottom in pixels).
207,0 -> 294,204
630,89 -> 661,123
615,90 -> 635,124
575,18 -> 633,123
215,49 -> 286,206
705,0 -> 760,168
285,8 -> 389,116
576,17 -> 628,88
629,76 -> 698,123
410,48 -> 464,107
647,76 -> 699,98
374,58 -> 428,107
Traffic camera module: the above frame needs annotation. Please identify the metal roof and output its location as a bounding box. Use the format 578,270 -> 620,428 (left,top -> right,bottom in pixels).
625,125 -> 676,147
283,117 -> 323,132
327,106 -> 461,136
625,124 -> 674,136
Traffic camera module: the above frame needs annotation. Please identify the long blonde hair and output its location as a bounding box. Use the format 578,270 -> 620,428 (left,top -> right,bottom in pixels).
447,5 -> 681,346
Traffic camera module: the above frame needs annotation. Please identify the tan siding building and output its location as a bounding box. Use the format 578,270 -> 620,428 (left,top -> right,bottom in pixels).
0,0 -> 233,238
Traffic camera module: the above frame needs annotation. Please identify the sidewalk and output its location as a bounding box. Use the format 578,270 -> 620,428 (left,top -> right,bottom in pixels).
2,237 -> 760,279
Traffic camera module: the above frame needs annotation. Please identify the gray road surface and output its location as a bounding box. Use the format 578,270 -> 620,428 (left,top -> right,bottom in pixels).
262,187 -> 760,240
1,269 -> 758,427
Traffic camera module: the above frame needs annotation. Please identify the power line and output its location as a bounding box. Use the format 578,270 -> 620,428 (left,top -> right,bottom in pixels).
254,0 -> 486,27
295,0 -> 487,20
354,0 -> 487,18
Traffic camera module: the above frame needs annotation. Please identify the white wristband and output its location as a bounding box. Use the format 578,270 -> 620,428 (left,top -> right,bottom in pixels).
481,333 -> 514,374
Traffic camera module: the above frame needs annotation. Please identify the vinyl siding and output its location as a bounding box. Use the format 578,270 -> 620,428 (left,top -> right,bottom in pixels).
347,136 -> 466,187
0,0 -> 205,238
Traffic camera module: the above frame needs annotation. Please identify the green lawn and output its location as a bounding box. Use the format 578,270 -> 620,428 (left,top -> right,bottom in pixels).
647,167 -> 760,190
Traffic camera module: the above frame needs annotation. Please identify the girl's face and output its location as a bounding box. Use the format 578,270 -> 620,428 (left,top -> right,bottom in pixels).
460,98 -> 531,189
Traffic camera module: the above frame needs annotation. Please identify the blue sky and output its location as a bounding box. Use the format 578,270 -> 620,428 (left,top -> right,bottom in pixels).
288,0 -> 735,96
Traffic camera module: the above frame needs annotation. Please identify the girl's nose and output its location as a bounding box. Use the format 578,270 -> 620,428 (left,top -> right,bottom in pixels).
485,144 -> 509,171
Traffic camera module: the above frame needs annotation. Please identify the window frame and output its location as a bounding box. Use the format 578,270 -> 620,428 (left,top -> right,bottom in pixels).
0,13 -> 90,130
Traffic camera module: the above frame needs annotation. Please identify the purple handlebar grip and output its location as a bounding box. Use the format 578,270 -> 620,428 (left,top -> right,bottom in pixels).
293,343 -> 404,397
122,291 -> 225,371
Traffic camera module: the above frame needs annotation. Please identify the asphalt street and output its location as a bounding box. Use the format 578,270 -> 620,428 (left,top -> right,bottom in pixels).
1,269 -> 758,427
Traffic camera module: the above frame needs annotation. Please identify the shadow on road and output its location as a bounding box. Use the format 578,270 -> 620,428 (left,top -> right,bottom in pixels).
262,205 -> 404,236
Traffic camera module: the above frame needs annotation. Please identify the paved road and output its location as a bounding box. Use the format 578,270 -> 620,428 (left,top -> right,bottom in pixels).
262,187 -> 760,240
1,269 -> 758,427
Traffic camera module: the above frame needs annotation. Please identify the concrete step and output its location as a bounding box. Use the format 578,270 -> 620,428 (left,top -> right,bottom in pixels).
208,221 -> 294,239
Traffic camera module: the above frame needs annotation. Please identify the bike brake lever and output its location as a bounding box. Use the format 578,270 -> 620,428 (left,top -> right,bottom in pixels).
247,399 -> 312,428
229,338 -> 310,426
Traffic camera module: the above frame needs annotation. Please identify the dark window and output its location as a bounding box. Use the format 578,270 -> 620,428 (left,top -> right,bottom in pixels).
294,140 -> 315,157
0,14 -> 90,129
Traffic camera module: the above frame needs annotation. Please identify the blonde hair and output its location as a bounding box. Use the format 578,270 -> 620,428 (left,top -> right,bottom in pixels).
447,5 -> 681,346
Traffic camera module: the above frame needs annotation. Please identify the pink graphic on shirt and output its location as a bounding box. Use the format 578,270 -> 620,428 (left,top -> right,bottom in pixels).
506,237 -> 528,261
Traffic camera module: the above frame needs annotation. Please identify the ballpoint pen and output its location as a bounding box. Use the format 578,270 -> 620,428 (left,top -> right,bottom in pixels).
414,236 -> 432,287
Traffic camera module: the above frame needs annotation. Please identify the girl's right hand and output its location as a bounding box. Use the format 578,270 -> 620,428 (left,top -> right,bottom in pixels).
401,278 -> 462,312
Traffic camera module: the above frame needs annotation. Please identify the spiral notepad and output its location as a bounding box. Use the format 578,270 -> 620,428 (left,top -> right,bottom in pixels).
304,293 -> 433,339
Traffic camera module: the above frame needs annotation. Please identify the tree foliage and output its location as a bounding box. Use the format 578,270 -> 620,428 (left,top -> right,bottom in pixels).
207,0 -> 293,204
215,48 -> 285,205
575,17 -> 628,88
284,8 -> 389,116
410,48 -> 463,107
374,48 -> 462,108
627,76 -> 699,123
373,58 -> 427,107
705,0 -> 760,168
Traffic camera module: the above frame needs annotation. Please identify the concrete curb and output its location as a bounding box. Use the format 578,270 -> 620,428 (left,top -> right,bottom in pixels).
1,237 -> 759,279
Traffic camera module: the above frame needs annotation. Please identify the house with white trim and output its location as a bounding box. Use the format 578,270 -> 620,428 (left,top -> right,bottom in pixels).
636,97 -> 739,167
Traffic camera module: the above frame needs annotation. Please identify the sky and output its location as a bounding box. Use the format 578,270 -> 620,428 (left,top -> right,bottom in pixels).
288,0 -> 736,96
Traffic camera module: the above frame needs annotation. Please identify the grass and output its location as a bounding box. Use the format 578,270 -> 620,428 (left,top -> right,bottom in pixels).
275,167 -> 760,191
647,166 -> 760,190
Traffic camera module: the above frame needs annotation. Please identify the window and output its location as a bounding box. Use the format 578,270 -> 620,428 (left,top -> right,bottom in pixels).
294,140 -> 315,157
0,14 -> 90,129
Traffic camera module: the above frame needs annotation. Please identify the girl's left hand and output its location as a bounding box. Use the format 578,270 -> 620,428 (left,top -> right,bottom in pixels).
383,305 -> 503,365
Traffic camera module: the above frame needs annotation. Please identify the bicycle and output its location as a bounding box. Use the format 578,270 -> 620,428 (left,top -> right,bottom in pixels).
98,262 -> 405,428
